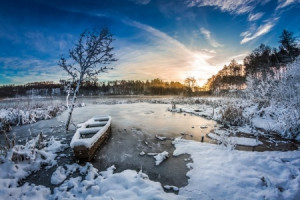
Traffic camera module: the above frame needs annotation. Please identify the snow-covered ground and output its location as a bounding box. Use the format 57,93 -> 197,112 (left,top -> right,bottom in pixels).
173,138 -> 300,200
0,135 -> 68,199
51,164 -> 180,200
1,135 -> 299,199
0,135 -> 180,199
168,96 -> 300,141
0,93 -> 299,199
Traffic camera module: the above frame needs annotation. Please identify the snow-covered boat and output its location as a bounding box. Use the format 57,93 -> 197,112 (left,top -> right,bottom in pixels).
70,116 -> 112,161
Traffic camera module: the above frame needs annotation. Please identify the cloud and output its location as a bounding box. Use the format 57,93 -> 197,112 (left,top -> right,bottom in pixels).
24,32 -> 74,54
276,0 -> 299,10
248,12 -> 264,21
122,19 -> 192,54
186,0 -> 256,15
202,49 -> 217,54
200,27 -> 223,48
228,53 -> 249,63
99,18 -> 219,86
0,57 -> 67,85
131,0 -> 151,5
240,19 -> 277,44
0,10 -> 220,86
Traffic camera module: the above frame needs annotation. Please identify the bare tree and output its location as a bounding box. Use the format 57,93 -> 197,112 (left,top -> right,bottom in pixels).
184,76 -> 196,90
59,28 -> 117,131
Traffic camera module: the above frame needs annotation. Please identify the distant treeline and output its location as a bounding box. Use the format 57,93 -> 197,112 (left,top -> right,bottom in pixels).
0,81 -> 61,97
0,78 -> 210,98
204,29 -> 300,93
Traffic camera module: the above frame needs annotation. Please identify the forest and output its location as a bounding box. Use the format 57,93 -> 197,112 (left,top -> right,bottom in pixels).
204,30 -> 300,93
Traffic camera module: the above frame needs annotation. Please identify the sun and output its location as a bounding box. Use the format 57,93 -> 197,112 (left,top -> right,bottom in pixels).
179,52 -> 216,86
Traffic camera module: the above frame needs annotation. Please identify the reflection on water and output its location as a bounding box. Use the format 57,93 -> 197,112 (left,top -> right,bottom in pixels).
3,102 -> 216,191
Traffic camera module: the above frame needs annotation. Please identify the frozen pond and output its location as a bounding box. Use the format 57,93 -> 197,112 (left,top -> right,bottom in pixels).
64,103 -> 216,141
5,102 -> 216,191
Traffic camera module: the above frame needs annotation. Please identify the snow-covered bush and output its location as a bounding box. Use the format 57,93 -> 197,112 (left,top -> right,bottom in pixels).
246,57 -> 300,139
221,105 -> 245,126
0,104 -> 65,133
0,120 -> 12,133
246,75 -> 272,102
274,59 -> 300,138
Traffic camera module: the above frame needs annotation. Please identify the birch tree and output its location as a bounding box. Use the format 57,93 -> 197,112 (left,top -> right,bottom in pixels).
59,28 -> 117,131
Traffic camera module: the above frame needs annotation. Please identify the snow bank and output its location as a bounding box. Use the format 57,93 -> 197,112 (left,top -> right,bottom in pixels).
208,133 -> 263,146
0,183 -> 50,200
2,155 -> 182,199
52,163 -> 182,200
173,138 -> 300,200
51,166 -> 67,185
0,136 -> 68,199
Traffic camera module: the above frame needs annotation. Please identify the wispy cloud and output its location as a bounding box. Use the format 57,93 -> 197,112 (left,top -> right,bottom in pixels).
25,32 -> 74,54
131,0 -> 151,5
240,18 -> 277,44
122,19 -> 192,54
276,0 -> 299,10
0,57 -> 67,85
202,49 -> 217,54
200,27 -> 223,48
186,0 -> 256,15
248,12 -> 264,21
101,18 -> 219,85
228,53 -> 249,63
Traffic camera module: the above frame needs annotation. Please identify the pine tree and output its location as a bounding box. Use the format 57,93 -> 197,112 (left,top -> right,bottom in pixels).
279,29 -> 300,63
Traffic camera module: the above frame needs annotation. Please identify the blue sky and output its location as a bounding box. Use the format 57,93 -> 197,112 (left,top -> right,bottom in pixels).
0,0 -> 299,85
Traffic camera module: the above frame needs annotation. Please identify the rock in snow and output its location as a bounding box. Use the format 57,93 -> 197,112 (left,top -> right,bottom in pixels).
155,135 -> 167,141
153,151 -> 169,166
164,185 -> 179,191
147,152 -> 158,156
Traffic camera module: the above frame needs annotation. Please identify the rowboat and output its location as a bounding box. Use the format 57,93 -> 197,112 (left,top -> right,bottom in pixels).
70,116 -> 112,161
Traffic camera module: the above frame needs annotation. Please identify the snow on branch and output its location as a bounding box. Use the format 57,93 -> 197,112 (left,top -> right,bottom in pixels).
59,28 -> 117,82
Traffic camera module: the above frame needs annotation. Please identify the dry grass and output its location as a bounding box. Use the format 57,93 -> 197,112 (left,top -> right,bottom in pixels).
221,105 -> 245,126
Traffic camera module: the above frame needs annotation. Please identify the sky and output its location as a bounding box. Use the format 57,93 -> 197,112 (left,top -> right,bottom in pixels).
0,0 -> 300,86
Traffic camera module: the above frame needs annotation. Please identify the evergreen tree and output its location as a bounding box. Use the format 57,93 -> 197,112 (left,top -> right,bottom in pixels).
279,29 -> 300,63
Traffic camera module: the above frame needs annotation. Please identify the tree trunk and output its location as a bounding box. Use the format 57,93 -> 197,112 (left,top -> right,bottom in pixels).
66,91 -> 70,109
65,79 -> 82,131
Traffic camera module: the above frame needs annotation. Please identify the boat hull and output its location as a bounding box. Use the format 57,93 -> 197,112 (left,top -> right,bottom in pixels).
72,126 -> 111,161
